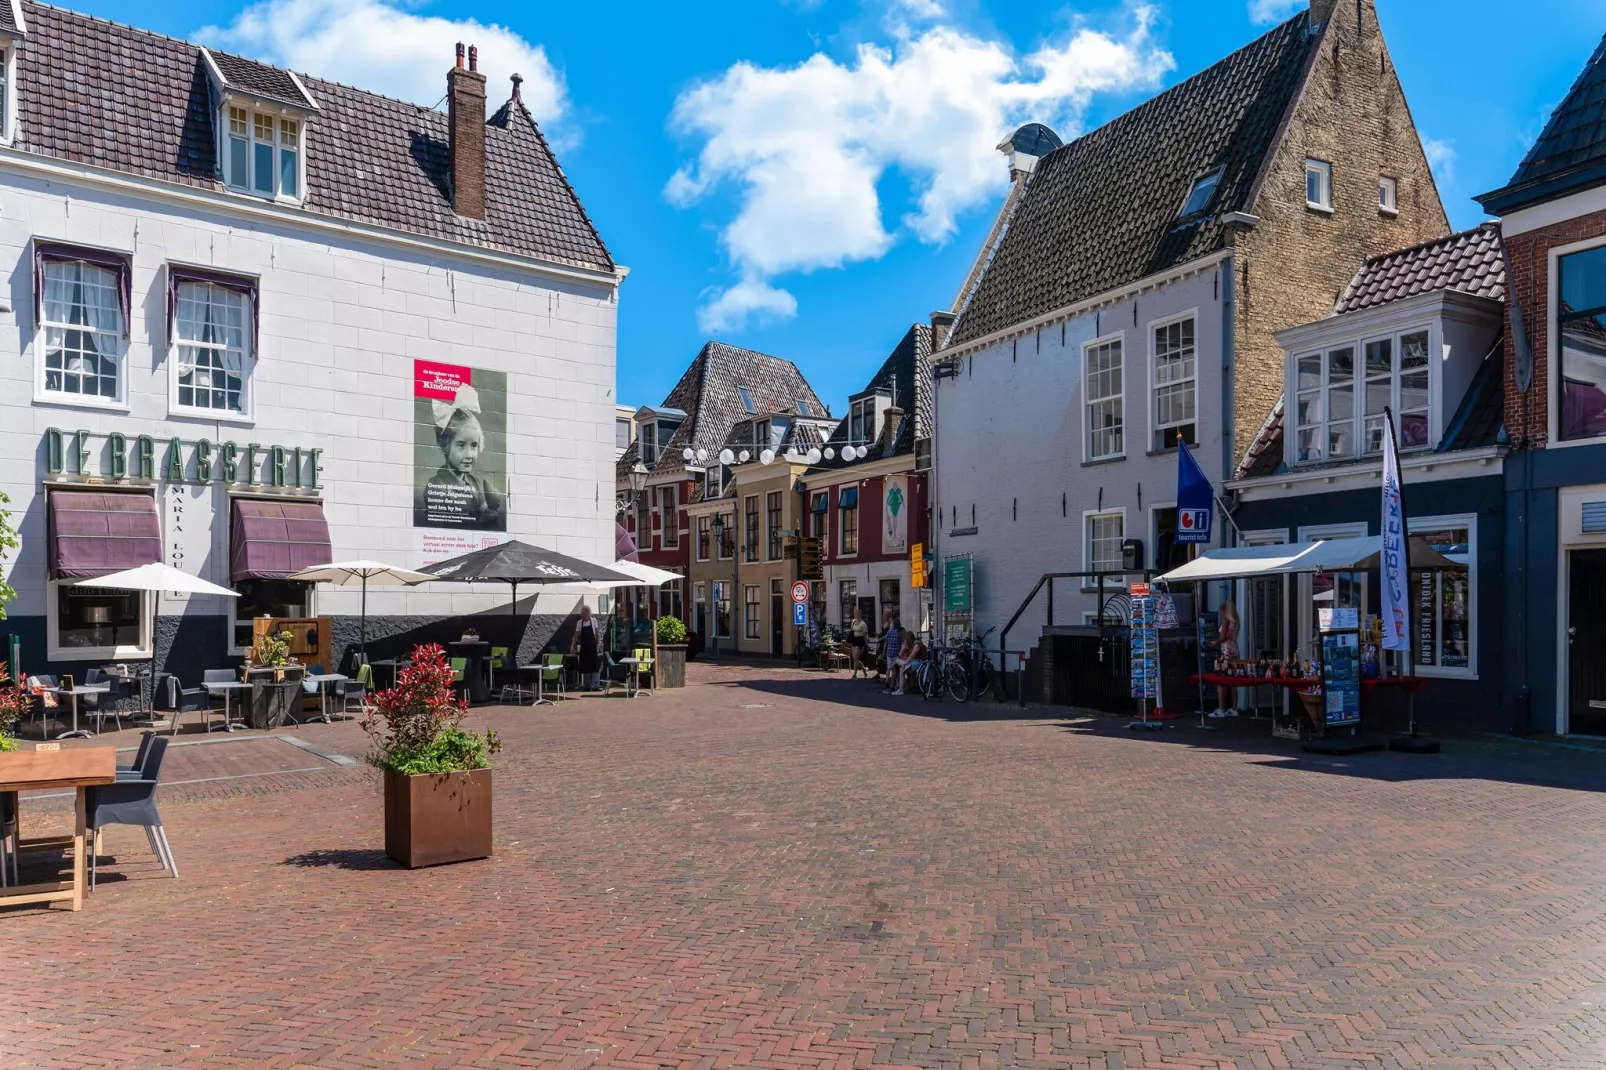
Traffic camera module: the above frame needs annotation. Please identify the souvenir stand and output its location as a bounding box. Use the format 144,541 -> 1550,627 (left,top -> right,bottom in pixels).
1159,536 -> 1451,747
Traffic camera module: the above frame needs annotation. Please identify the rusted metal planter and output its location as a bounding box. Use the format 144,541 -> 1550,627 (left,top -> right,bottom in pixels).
383,767 -> 492,868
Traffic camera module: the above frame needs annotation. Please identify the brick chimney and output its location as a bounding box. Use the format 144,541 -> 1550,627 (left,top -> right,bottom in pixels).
448,42 -> 487,220
929,310 -> 957,351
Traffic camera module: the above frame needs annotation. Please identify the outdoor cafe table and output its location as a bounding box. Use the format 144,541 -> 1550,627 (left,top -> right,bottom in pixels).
1195,672 -> 1429,699
0,748 -> 116,911
302,673 -> 348,723
43,685 -> 113,740
205,681 -> 255,732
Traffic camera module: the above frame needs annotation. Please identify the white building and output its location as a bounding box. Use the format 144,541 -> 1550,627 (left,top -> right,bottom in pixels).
0,3 -> 622,684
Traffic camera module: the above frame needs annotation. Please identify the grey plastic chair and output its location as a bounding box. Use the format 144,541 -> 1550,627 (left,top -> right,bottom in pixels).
26,674 -> 58,737
88,735 -> 176,889
1,791 -> 16,888
167,676 -> 218,735
118,731 -> 157,780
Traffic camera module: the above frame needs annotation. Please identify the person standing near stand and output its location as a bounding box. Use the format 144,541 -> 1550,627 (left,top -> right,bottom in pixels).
570,605 -> 602,691
1214,599 -> 1241,717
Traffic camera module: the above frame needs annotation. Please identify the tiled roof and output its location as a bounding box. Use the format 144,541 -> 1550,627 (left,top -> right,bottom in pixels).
1479,35 -> 1606,213
205,49 -> 316,109
811,323 -> 932,473
12,3 -> 612,273
950,12 -> 1317,345
616,342 -> 827,481
0,0 -> 22,34
1235,397 -> 1284,479
1333,224 -> 1505,314
1438,342 -> 1506,452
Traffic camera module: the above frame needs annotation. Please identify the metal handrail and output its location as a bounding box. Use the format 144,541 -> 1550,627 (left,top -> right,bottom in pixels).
997,569 -> 1155,671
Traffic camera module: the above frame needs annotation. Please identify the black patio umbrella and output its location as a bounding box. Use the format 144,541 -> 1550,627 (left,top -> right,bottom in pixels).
417,540 -> 635,628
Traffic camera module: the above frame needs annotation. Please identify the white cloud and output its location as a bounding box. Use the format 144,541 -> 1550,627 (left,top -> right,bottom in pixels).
668,7 -> 1173,330
698,278 -> 800,333
195,0 -> 566,124
1248,0 -> 1303,24
1423,137 -> 1457,182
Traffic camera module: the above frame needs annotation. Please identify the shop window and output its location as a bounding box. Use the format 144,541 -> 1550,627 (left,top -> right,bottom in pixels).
1151,316 -> 1196,451
744,584 -> 760,640
174,281 -> 250,415
49,583 -> 148,660
878,578 -> 901,627
1557,244 -> 1606,441
1409,520 -> 1474,676
41,259 -> 124,403
232,579 -> 313,652
838,579 -> 857,628
1085,336 -> 1124,459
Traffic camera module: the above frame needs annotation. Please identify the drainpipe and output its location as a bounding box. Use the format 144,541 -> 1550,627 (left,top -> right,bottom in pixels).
1219,256 -> 1237,550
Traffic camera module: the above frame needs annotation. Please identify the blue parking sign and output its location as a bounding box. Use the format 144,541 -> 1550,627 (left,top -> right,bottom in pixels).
793,602 -> 807,626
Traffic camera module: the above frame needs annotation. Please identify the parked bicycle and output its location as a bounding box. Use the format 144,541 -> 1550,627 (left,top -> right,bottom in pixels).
910,639 -> 971,702
944,628 -> 1006,704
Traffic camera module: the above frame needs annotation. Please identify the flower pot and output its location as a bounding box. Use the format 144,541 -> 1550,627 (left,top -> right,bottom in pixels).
656,644 -> 687,688
383,766 -> 493,868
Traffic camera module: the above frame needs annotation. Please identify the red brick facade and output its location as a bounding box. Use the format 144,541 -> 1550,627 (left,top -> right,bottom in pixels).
1501,207 -> 1606,446
816,472 -> 929,566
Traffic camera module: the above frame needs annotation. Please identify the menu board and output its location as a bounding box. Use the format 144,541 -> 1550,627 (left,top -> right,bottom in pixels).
1130,594 -> 1157,700
1321,632 -> 1361,727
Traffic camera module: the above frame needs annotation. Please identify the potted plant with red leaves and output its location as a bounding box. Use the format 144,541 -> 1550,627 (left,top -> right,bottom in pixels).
0,660 -> 30,753
361,643 -> 500,867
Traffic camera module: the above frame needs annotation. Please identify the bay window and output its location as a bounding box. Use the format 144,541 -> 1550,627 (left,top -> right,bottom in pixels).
1409,519 -> 1474,676
1151,317 -> 1196,451
1085,336 -> 1123,459
1293,328 -> 1430,464
41,259 -> 124,403
174,280 -> 250,414
1558,244 -> 1606,441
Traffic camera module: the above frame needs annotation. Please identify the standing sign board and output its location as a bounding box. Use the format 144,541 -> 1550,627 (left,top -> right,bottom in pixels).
1320,609 -> 1362,728
942,554 -> 973,645
1130,586 -> 1157,701
911,543 -> 925,589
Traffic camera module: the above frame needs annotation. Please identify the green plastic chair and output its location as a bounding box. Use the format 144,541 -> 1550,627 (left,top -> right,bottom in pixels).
488,646 -> 509,691
536,653 -> 565,705
631,647 -> 656,697
448,657 -> 468,700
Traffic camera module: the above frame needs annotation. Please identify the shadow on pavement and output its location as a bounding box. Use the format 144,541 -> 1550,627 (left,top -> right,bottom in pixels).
282,848 -> 398,870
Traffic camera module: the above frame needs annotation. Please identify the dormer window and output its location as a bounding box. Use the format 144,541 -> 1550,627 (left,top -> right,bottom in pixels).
202,48 -> 318,205
225,107 -> 301,200
1178,167 -> 1223,219
849,397 -> 876,445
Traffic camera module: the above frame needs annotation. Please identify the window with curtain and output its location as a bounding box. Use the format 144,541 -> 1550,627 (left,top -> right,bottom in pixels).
42,260 -> 123,400
1558,244 -> 1606,441
175,281 -> 249,413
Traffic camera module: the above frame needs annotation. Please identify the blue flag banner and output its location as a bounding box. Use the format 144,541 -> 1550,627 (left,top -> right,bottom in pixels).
1175,440 -> 1214,544
1380,410 -> 1410,651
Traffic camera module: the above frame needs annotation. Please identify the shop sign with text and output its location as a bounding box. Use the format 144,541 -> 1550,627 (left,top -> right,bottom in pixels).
44,428 -> 322,490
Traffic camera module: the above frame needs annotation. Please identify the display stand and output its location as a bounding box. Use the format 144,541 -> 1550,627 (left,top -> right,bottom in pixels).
1128,586 -> 1163,731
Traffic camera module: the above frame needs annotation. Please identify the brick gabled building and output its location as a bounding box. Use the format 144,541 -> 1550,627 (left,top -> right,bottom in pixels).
1476,34 -> 1606,736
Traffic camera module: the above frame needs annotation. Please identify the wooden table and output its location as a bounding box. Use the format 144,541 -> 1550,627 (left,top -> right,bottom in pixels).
0,748 -> 117,911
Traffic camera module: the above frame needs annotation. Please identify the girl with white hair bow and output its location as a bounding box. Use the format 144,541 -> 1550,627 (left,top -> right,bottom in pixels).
420,383 -> 504,528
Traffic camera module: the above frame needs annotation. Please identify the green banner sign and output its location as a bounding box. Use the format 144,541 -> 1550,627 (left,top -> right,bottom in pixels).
943,557 -> 971,614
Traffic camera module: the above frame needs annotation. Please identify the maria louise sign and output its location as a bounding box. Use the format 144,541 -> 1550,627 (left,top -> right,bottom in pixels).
44,428 -> 323,489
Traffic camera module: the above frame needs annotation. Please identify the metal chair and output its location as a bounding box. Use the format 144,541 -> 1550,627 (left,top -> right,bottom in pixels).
25,675 -> 58,737
340,664 -> 372,715
88,735 -> 176,889
487,646 -> 509,692
1,791 -> 16,888
83,668 -> 124,734
201,669 -> 241,732
538,653 -> 566,705
631,647 -> 657,697
291,664 -> 327,725
448,657 -> 469,701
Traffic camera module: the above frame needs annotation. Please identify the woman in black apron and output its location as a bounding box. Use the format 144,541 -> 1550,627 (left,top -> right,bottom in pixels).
570,605 -> 601,690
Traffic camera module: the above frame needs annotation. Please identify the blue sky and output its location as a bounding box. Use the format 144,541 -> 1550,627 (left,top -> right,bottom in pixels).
76,0 -> 1605,413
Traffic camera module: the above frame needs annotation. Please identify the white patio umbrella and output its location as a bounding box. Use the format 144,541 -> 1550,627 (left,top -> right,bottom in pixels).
286,560 -> 434,659
75,563 -> 240,715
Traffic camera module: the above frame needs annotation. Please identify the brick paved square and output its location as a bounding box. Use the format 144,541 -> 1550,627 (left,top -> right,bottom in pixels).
4,663 -> 1605,1069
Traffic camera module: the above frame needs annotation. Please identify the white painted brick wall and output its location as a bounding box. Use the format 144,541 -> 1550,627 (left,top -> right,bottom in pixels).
0,168 -> 618,623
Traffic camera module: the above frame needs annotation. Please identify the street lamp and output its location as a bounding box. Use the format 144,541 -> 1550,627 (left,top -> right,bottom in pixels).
711,513 -> 726,660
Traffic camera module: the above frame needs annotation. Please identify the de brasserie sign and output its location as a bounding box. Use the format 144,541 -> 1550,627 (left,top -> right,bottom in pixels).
43,427 -> 323,490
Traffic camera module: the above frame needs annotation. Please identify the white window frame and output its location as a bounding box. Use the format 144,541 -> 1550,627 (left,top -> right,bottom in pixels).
695,514 -> 711,562
1407,514 -> 1477,679
1305,159 -> 1333,212
47,581 -> 152,661
1082,508 -> 1126,589
1378,175 -> 1398,215
0,40 -> 17,146
1177,166 -> 1223,219
1148,311 -> 1198,454
1290,324 -> 1435,465
743,584 -> 761,640
1083,332 -> 1125,461
35,257 -> 129,411
839,491 -> 859,557
1549,234 -> 1606,448
849,397 -> 876,446
221,102 -> 306,205
170,278 -> 254,422
660,486 -> 679,548
615,417 -> 632,450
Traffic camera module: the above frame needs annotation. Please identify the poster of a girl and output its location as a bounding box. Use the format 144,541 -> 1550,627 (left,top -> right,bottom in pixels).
1215,598 -> 1241,717
422,384 -> 504,529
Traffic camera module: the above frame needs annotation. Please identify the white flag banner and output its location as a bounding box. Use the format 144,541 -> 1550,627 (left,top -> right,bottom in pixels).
1380,410 -> 1410,651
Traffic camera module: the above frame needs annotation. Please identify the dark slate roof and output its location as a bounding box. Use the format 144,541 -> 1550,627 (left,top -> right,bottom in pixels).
205,48 -> 316,109
1438,340 -> 1506,452
1479,35 -> 1606,214
811,323 -> 932,472
0,0 -> 22,34
616,342 -> 827,481
1334,224 -> 1505,314
1235,397 -> 1284,479
950,11 -> 1317,345
12,3 -> 612,272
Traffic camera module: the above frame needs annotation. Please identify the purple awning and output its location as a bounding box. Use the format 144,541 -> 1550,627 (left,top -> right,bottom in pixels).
34,241 -> 132,334
167,264 -> 260,354
48,491 -> 162,579
230,498 -> 332,580
615,521 -> 638,563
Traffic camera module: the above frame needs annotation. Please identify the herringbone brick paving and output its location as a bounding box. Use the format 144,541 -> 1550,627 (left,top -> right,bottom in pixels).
2,662 -> 1604,1069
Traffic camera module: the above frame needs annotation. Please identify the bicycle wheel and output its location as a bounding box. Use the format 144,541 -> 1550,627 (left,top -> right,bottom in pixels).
945,659 -> 972,703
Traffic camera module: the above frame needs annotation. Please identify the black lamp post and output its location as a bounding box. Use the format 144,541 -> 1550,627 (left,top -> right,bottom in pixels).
711,513 -> 726,660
